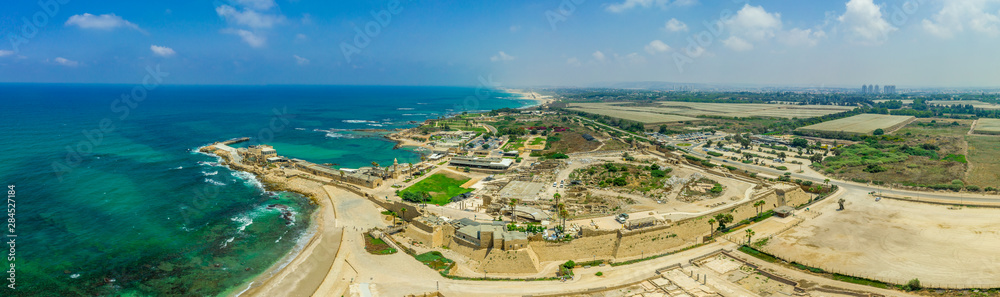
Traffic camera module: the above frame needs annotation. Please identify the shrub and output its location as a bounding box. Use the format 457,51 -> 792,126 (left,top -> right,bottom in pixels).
903,279 -> 921,291
595,272 -> 603,276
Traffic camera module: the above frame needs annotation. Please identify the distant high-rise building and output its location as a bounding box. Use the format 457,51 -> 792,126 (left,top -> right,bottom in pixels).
874,85 -> 880,94
862,85 -> 868,94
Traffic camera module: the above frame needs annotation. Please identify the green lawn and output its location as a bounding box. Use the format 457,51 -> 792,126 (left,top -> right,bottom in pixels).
415,251 -> 454,273
529,137 -> 546,145
400,173 -> 472,205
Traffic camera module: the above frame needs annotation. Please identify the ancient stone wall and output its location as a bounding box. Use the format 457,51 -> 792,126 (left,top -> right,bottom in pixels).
481,248 -> 540,274
529,231 -> 619,262
613,218 -> 710,258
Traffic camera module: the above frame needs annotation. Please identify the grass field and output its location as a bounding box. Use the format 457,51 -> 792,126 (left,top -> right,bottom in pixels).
400,172 -> 472,205
894,118 -> 972,137
658,101 -> 854,118
797,114 -> 914,134
568,102 -> 853,122
974,118 -> 1000,135
567,106 -> 701,123
928,100 -> 1000,110
966,135 -> 1000,187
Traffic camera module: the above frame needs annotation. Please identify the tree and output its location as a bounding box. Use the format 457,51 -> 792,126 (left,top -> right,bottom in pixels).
399,207 -> 407,223
708,218 -> 716,231
824,178 -> 831,186
482,144 -> 490,149
716,141 -> 724,149
904,279 -> 921,291
873,128 -> 885,136
777,152 -> 787,160
753,200 -> 766,216
745,229 -> 755,245
791,138 -> 809,148
714,213 -> 734,230
557,203 -> 568,230
810,153 -> 824,163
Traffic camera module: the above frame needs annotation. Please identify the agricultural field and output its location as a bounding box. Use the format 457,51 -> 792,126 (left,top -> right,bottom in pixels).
973,118 -> 1000,135
797,114 -> 914,134
567,102 -> 855,122
567,104 -> 701,123
928,100 -> 1000,110
816,119 -> 969,187
894,118 -> 972,137
399,172 -> 472,205
965,135 -> 1000,187
657,101 -> 855,118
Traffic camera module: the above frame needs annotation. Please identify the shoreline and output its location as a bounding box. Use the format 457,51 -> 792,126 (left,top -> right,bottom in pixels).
196,145 -> 338,297
222,92 -> 546,296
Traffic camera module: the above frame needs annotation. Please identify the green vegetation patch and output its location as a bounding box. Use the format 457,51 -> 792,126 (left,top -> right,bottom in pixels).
942,154 -> 967,163
399,173 -> 472,205
415,251 -> 454,274
363,233 -> 397,255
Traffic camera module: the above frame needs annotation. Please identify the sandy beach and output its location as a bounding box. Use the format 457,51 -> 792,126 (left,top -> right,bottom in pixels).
233,178 -> 345,297
505,89 -> 555,107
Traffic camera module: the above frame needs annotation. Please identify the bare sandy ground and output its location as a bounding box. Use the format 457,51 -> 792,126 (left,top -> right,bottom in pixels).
238,182 -> 344,297
765,191 -> 1000,288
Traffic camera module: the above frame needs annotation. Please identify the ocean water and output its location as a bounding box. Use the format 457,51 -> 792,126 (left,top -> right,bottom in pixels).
0,84 -> 531,296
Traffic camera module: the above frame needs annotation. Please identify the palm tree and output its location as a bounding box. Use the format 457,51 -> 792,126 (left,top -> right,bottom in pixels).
509,199 -> 518,224
371,161 -> 380,177
753,200 -> 766,217
824,178 -> 831,186
708,218 -> 716,232
557,203 -> 567,230
399,207 -> 407,224
745,229 -> 755,245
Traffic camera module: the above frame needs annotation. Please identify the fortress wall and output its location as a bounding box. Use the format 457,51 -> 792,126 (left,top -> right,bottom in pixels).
445,236 -> 489,259
782,186 -> 812,207
404,225 -> 434,246
613,218 -> 711,258
481,248 -> 540,274
530,232 -> 619,262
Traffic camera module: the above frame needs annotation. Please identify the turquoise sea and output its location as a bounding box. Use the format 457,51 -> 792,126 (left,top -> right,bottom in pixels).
0,84 -> 532,296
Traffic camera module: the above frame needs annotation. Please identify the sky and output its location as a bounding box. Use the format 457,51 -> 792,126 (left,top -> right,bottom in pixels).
1,0 -> 999,88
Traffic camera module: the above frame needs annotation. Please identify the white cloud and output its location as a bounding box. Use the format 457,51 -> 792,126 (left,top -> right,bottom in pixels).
644,40 -> 672,54
510,25 -> 521,32
922,0 -> 1000,38
726,4 -> 783,41
216,5 -> 283,29
490,51 -> 515,62
838,0 -> 896,44
0,50 -> 13,57
223,29 -> 266,47
53,57 -> 79,67
722,36 -> 754,51
592,51 -> 606,62
293,55 -> 310,65
235,0 -> 276,11
65,13 -> 143,32
605,0 -> 696,13
150,45 -> 176,57
567,57 -> 581,66
665,18 -> 688,32
780,28 -> 825,47
295,33 -> 308,41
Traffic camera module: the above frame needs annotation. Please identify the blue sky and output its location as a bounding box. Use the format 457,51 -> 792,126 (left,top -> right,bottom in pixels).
1,0 -> 999,87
